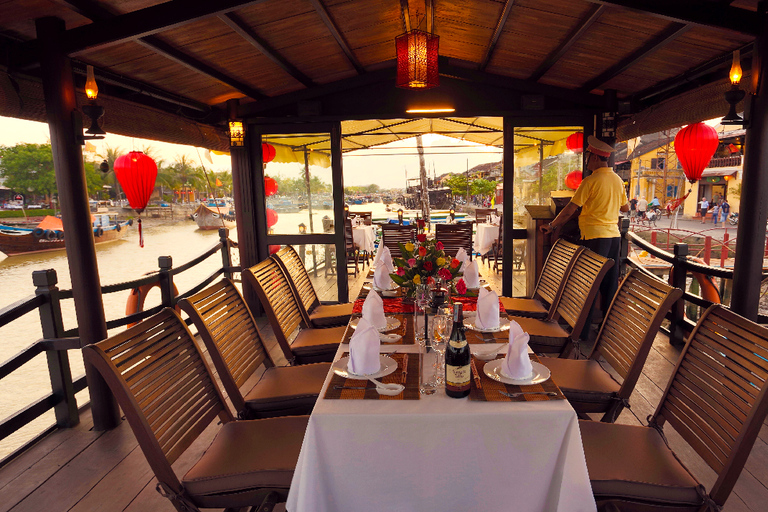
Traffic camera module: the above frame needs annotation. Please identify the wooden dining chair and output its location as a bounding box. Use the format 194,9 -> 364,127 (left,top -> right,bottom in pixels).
474,208 -> 497,223
274,245 -> 353,328
580,304 -> 768,511
510,248 -> 613,356
178,279 -> 330,419
244,258 -> 346,364
380,223 -> 415,259
540,270 -> 682,422
344,217 -> 359,276
82,308 -> 309,512
499,239 -> 584,319
491,214 -> 503,273
435,222 -> 473,259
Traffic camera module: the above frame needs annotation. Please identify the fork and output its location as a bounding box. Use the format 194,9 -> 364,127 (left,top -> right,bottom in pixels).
499,391 -> 558,398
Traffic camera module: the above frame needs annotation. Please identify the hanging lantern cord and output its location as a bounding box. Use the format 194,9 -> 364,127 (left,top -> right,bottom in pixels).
138,216 -> 144,248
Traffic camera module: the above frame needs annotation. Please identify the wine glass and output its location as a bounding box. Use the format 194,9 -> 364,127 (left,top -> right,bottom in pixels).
431,314 -> 450,386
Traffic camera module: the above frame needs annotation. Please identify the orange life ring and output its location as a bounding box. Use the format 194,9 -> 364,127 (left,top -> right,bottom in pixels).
125,281 -> 180,327
668,256 -> 721,304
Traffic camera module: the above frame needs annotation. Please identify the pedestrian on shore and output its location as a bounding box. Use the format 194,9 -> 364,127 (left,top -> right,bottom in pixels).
629,197 -> 638,221
699,197 -> 709,223
638,196 -> 648,220
721,198 -> 730,224
712,202 -> 720,227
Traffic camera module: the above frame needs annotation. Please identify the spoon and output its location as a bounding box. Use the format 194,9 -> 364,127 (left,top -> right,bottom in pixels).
474,345 -> 507,361
367,377 -> 405,395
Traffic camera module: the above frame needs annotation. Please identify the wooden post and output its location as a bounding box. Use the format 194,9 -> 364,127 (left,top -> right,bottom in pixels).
501,117 -> 515,297
669,243 -> 689,346
158,256 -> 174,307
36,17 -> 119,430
619,218 -> 630,275
331,122 -> 349,303
703,236 -> 711,265
721,232 -> 729,268
34,269 -> 78,428
651,230 -> 657,247
219,227 -> 233,280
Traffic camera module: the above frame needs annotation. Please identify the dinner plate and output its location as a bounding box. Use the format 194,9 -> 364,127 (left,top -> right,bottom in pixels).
483,360 -> 551,386
332,355 -> 398,379
373,285 -> 397,293
464,317 -> 511,333
349,316 -> 401,332
379,333 -> 402,343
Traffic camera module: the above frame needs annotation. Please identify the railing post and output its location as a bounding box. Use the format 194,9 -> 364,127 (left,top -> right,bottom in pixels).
619,218 -> 630,276
33,269 -> 79,428
158,256 -> 175,307
670,243 -> 689,346
721,232 -> 729,268
219,227 -> 232,280
703,236 -> 711,265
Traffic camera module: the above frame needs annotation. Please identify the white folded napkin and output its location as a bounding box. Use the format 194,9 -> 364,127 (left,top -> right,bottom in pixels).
463,260 -> 480,289
455,247 -> 469,263
502,320 -> 533,380
362,290 -> 387,330
474,287 -> 500,330
372,243 -> 385,268
373,264 -> 393,290
380,246 -> 395,273
348,317 -> 381,375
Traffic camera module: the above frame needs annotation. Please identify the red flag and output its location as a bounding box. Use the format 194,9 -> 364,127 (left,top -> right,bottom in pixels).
215,178 -> 223,187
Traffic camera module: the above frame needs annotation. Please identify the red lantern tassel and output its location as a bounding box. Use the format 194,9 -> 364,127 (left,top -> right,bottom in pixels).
138,217 -> 144,248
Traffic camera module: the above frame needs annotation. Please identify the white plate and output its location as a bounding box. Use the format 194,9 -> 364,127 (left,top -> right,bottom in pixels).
373,285 -> 397,293
379,333 -> 402,343
349,316 -> 401,332
332,355 -> 398,379
483,360 -> 551,385
465,317 -> 510,333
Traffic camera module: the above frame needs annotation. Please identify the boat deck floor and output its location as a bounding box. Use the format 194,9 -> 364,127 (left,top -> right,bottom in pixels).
2,261 -> 766,511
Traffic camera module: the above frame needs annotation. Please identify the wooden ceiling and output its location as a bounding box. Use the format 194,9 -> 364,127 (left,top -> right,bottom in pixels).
0,0 -> 759,147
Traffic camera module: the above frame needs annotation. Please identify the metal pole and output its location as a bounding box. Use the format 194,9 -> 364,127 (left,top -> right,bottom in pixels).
538,144 -> 544,205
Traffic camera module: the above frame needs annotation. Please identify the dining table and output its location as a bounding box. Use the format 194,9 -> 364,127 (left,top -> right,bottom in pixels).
352,224 -> 377,254
474,222 -> 500,256
285,287 -> 597,512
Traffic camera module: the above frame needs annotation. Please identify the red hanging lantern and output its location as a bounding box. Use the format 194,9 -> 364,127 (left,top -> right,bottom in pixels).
395,30 -> 439,90
674,122 -> 719,184
264,176 -> 278,196
113,151 -> 157,248
262,143 -> 276,163
566,132 -> 584,153
266,208 -> 279,228
269,245 -> 281,255
565,171 -> 583,190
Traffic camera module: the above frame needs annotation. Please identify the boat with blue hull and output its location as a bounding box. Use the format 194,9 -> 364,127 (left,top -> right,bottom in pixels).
0,215 -> 132,256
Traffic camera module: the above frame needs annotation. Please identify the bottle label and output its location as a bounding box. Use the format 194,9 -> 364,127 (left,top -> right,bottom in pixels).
446,364 -> 471,391
448,339 -> 467,349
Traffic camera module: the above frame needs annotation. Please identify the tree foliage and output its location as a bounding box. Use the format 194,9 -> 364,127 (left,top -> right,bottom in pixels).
442,173 -> 469,196
470,178 -> 497,198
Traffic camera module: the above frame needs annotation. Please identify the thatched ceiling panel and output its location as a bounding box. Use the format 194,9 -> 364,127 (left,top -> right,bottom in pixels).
484,42 -> 545,80
276,36 -> 357,80
594,9 -> 668,36
232,0 -> 316,27
514,0 -> 592,18
153,17 -> 234,48
676,26 -> 752,52
0,0 -> 89,40
81,41 -> 156,69
233,7 -> 332,50
325,0 -> 401,36
436,0 -> 507,30
354,41 -> 396,68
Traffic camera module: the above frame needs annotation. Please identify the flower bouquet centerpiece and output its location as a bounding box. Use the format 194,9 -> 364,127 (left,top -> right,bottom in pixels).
389,234 -> 463,300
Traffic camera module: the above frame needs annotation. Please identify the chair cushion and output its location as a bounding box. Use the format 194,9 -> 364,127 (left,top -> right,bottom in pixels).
509,315 -> 569,351
183,416 -> 309,507
309,302 -> 354,327
291,325 -> 347,362
539,358 -> 621,412
499,297 -> 548,319
580,420 -> 703,507
244,363 -> 330,418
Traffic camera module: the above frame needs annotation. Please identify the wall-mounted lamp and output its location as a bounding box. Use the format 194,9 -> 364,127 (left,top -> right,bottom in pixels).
298,223 -> 307,234
722,50 -> 746,125
80,65 -> 106,144
343,204 -> 349,216
229,121 -> 245,147
449,207 -> 455,222
397,208 -> 404,225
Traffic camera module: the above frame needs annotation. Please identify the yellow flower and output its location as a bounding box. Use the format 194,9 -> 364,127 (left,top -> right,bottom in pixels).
436,257 -> 446,267
412,274 -> 421,285
405,242 -> 415,252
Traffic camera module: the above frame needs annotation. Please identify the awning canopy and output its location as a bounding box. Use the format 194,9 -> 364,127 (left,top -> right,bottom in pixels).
702,167 -> 739,177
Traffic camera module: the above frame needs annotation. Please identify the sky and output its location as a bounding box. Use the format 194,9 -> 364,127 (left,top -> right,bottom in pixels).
0,117 -> 503,190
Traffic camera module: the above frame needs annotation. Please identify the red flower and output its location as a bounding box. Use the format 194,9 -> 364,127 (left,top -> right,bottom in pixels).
418,246 -> 427,257
450,258 -> 460,269
439,268 -> 452,280
427,276 -> 435,285
396,267 -> 406,276
436,241 -> 444,250
417,219 -> 426,228
417,233 -> 427,242
456,278 -> 467,295
424,261 -> 434,272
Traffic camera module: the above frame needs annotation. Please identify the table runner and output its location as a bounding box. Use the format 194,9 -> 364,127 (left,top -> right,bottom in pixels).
352,292 -> 504,314
323,352 -> 420,400
469,354 -> 566,402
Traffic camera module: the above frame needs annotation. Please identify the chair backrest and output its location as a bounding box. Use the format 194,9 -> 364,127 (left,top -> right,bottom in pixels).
178,279 -> 273,414
274,245 -> 320,317
351,211 -> 372,225
344,217 -> 354,250
435,222 -> 473,258
82,308 -> 233,497
534,239 -> 584,311
591,270 -> 682,399
475,208 -> 497,222
381,224 -> 415,259
554,248 -> 613,338
651,305 -> 768,507
243,258 -> 304,363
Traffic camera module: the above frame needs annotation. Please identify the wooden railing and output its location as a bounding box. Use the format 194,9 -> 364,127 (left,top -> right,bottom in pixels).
0,228 -> 239,464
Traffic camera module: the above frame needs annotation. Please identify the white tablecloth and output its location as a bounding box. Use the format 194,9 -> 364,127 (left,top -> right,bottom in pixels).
287,343 -> 597,512
474,222 -> 500,255
353,225 -> 377,253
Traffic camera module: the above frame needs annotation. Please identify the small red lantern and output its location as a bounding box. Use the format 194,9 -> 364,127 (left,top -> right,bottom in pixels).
264,176 -> 278,196
269,245 -> 281,255
565,171 -> 583,190
262,143 -> 276,164
266,208 -> 279,228
395,30 -> 439,90
566,132 -> 584,153
674,122 -> 719,184
113,151 -> 157,247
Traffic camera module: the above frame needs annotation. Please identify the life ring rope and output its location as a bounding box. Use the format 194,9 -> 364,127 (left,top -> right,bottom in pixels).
125,280 -> 180,327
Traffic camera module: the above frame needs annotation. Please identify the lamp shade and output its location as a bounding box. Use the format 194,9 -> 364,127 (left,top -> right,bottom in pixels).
674,123 -> 719,184
566,132 -> 584,153
262,143 -> 276,163
396,30 -> 439,90
113,151 -> 157,214
264,176 -> 278,196
565,171 -> 583,190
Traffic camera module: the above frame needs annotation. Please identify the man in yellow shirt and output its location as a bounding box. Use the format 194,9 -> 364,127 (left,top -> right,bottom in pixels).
541,135 -> 629,318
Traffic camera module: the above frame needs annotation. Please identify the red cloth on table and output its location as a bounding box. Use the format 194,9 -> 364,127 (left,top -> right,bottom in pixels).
352,294 -> 504,314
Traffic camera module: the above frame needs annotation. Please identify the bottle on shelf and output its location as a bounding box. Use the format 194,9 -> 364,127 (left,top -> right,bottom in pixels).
445,303 -> 470,398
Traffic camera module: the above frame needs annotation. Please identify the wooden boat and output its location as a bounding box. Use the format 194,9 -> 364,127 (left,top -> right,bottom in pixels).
0,215 -> 132,256
191,203 -> 236,230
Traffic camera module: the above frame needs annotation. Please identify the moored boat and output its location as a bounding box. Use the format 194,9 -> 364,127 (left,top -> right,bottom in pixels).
0,215 -> 132,256
191,203 -> 236,230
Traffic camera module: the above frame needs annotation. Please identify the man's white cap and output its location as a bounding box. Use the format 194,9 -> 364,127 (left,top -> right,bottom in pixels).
587,135 -> 615,158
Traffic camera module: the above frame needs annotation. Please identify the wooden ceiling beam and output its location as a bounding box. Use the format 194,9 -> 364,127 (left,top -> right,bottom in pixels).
578,23 -> 691,93
587,0 -> 759,36
307,0 -> 365,74
400,0 -> 411,32
219,13 -> 315,88
480,0 -> 516,71
529,5 -> 606,82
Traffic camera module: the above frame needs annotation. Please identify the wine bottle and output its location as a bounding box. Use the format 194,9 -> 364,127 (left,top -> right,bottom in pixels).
445,303 -> 470,398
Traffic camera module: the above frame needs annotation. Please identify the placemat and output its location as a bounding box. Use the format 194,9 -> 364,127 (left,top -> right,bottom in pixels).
469,354 -> 566,402
324,352 -> 420,400
343,314 -> 414,345
465,328 -> 509,345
